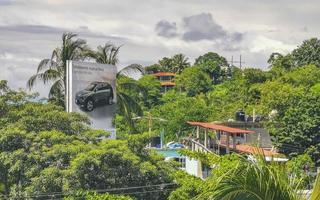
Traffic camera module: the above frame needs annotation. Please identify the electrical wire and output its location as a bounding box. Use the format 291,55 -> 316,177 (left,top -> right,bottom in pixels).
0,183 -> 177,199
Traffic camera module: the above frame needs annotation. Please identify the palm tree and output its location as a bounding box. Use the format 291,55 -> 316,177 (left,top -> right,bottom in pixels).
89,43 -> 145,132
86,43 -> 121,65
0,80 -> 9,95
197,154 -> 320,200
27,33 -> 87,106
310,173 -> 320,200
171,54 -> 190,74
202,158 -> 299,200
116,64 -> 146,132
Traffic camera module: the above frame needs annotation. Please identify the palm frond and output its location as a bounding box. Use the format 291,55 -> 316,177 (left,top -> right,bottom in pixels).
310,172 -> 320,200
38,69 -> 61,84
36,59 -> 50,73
48,80 -> 64,99
117,91 -> 143,132
27,74 -> 39,89
117,64 -> 145,78
0,80 -> 9,95
28,32 -> 87,105
199,155 -> 301,200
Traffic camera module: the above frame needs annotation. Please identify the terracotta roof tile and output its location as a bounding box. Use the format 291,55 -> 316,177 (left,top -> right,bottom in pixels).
187,121 -> 254,134
153,72 -> 176,77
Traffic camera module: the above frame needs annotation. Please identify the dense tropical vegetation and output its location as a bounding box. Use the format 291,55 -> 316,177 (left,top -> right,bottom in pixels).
0,85 -> 175,199
1,33 -> 320,199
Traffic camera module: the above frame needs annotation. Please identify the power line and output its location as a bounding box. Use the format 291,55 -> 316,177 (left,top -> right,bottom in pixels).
0,183 -> 177,199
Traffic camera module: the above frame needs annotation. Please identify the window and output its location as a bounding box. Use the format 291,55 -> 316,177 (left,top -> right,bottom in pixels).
98,83 -> 111,91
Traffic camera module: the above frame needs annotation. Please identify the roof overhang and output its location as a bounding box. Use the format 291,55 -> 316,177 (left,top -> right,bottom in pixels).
187,121 -> 255,134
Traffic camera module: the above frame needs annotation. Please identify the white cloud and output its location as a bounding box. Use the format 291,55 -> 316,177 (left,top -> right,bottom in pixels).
249,35 -> 296,54
0,0 -> 319,96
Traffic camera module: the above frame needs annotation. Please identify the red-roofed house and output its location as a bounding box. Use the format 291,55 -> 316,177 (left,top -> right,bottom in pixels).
153,72 -> 176,92
183,121 -> 284,179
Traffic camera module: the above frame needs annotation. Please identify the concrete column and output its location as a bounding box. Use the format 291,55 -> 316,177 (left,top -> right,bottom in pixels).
226,132 -> 230,154
204,128 -> 208,148
196,126 -> 200,139
217,131 -> 220,154
195,126 -> 200,151
232,134 -> 236,150
197,160 -> 202,178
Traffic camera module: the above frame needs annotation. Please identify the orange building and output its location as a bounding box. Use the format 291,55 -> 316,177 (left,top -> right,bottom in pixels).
153,72 -> 176,92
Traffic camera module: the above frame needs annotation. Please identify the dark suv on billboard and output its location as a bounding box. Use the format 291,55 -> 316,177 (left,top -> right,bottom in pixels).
75,81 -> 114,111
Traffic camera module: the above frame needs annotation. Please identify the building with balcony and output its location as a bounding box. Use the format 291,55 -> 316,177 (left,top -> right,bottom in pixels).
183,121 -> 286,179
153,72 -> 176,93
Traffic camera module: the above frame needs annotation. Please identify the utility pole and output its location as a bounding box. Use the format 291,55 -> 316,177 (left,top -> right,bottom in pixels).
132,113 -> 167,148
229,55 -> 245,69
230,56 -> 234,66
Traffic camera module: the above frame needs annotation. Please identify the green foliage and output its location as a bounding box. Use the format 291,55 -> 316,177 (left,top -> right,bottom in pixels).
310,173 -> 320,200
157,54 -> 190,73
65,191 -> 133,200
195,52 -> 228,67
0,90 -> 174,200
116,75 -> 144,133
137,75 -> 162,108
287,154 -> 315,188
268,93 -> 320,163
206,79 -> 247,121
170,54 -> 190,74
173,150 -> 320,200
268,53 -> 294,70
168,171 -> 202,200
291,38 -> 320,67
195,52 -> 229,84
85,43 -> 120,65
145,64 -> 164,74
151,91 -> 210,141
175,66 -> 211,96
269,38 -> 320,71
200,158 -> 301,200
259,81 -> 304,115
279,65 -> 320,87
242,68 -> 268,84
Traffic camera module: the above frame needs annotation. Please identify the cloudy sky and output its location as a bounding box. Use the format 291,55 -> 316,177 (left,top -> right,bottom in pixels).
0,0 -> 319,96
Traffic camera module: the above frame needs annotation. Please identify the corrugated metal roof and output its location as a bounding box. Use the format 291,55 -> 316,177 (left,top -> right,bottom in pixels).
187,121 -> 254,134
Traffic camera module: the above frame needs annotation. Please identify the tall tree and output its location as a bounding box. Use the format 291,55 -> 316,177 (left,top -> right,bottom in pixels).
175,66 -> 211,96
195,52 -> 229,84
292,38 -> 320,68
171,54 -> 190,74
86,43 -> 121,65
157,54 -> 190,73
27,33 -> 87,106
0,90 -> 174,199
144,64 -> 163,74
158,57 -> 173,72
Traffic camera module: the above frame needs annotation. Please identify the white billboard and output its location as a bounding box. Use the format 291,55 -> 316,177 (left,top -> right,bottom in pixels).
66,61 -> 117,138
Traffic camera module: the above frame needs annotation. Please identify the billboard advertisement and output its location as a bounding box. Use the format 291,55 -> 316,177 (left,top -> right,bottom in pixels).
66,61 -> 117,138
